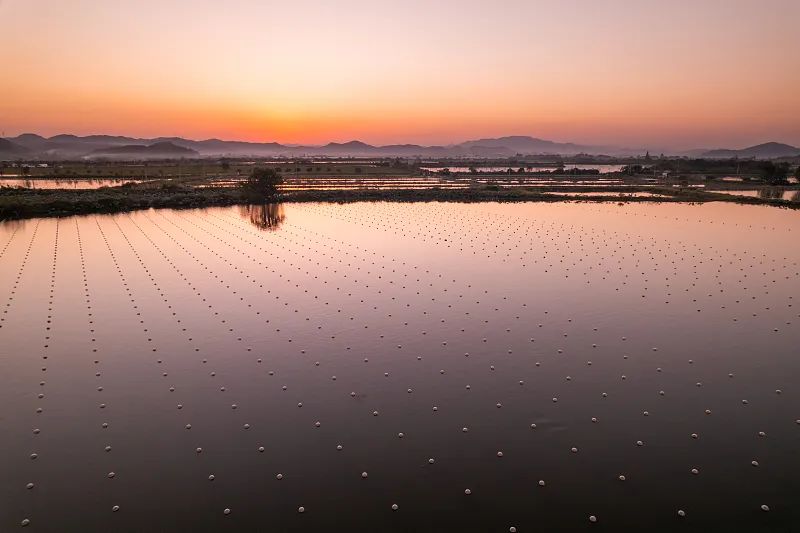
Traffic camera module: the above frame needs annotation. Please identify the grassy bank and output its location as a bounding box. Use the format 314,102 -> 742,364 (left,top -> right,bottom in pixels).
0,184 -> 247,220
1,183 -> 798,221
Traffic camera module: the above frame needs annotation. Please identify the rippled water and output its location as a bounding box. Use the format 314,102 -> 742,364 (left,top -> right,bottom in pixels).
1,202 -> 798,532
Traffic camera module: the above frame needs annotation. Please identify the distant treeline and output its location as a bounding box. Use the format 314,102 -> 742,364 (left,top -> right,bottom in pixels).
624,159 -> 799,184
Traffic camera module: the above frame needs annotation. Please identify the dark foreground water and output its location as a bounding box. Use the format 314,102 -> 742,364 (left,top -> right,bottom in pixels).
0,202 -> 798,533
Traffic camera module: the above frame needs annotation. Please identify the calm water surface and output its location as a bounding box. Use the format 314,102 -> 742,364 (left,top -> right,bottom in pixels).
0,201 -> 798,532
421,165 -> 626,173
711,188 -> 800,201
206,176 -> 632,190
0,178 -> 145,189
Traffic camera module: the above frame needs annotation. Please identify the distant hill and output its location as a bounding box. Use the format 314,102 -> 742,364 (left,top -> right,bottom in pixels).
703,142 -> 800,159
459,136 -> 592,155
6,133 -> 799,160
9,134 -> 50,150
315,141 -> 377,156
183,138 -> 285,156
50,134 -> 135,144
11,133 -> 140,158
5,132 -> 640,159
0,138 -> 30,157
88,142 -> 199,159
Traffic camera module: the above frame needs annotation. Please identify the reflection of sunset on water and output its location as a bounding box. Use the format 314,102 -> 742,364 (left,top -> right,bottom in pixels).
0,201 -> 798,531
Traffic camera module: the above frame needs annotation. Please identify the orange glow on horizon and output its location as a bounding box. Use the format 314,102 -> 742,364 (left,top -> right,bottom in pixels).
1,0 -> 798,149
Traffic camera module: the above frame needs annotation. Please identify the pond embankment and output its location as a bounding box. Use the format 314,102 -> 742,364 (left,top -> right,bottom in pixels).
1,183 -> 798,221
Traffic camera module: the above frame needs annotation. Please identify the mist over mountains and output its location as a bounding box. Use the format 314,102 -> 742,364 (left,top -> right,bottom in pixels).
0,134 -> 619,159
700,142 -> 800,160
1,133 -> 798,160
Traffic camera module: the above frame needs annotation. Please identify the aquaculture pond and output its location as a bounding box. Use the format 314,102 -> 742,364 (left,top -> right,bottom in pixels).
420,165 -> 626,174
1,201 -> 798,533
205,176 -> 634,191
710,188 -> 800,202
0,178 -> 145,189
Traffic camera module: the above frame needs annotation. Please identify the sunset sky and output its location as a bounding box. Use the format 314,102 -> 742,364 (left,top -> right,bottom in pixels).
1,0 -> 798,149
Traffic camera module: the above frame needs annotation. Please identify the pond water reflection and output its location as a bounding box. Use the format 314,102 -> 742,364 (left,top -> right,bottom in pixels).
0,201 -> 798,532
0,178 -> 145,189
711,188 -> 800,201
239,203 -> 286,231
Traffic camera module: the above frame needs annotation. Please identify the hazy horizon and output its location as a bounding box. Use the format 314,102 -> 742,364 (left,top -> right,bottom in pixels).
1,0 -> 799,149
3,130 -> 799,153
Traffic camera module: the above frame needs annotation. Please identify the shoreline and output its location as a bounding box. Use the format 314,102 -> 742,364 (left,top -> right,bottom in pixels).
2,185 -> 799,221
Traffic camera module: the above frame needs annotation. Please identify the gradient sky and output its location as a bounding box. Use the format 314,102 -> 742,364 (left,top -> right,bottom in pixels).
1,0 -> 798,149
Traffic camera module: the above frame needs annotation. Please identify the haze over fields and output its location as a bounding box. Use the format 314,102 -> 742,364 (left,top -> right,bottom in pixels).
0,0 -> 798,150
2,134 -> 799,160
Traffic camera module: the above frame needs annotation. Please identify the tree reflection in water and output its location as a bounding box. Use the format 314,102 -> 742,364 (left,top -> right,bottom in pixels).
240,203 -> 285,230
